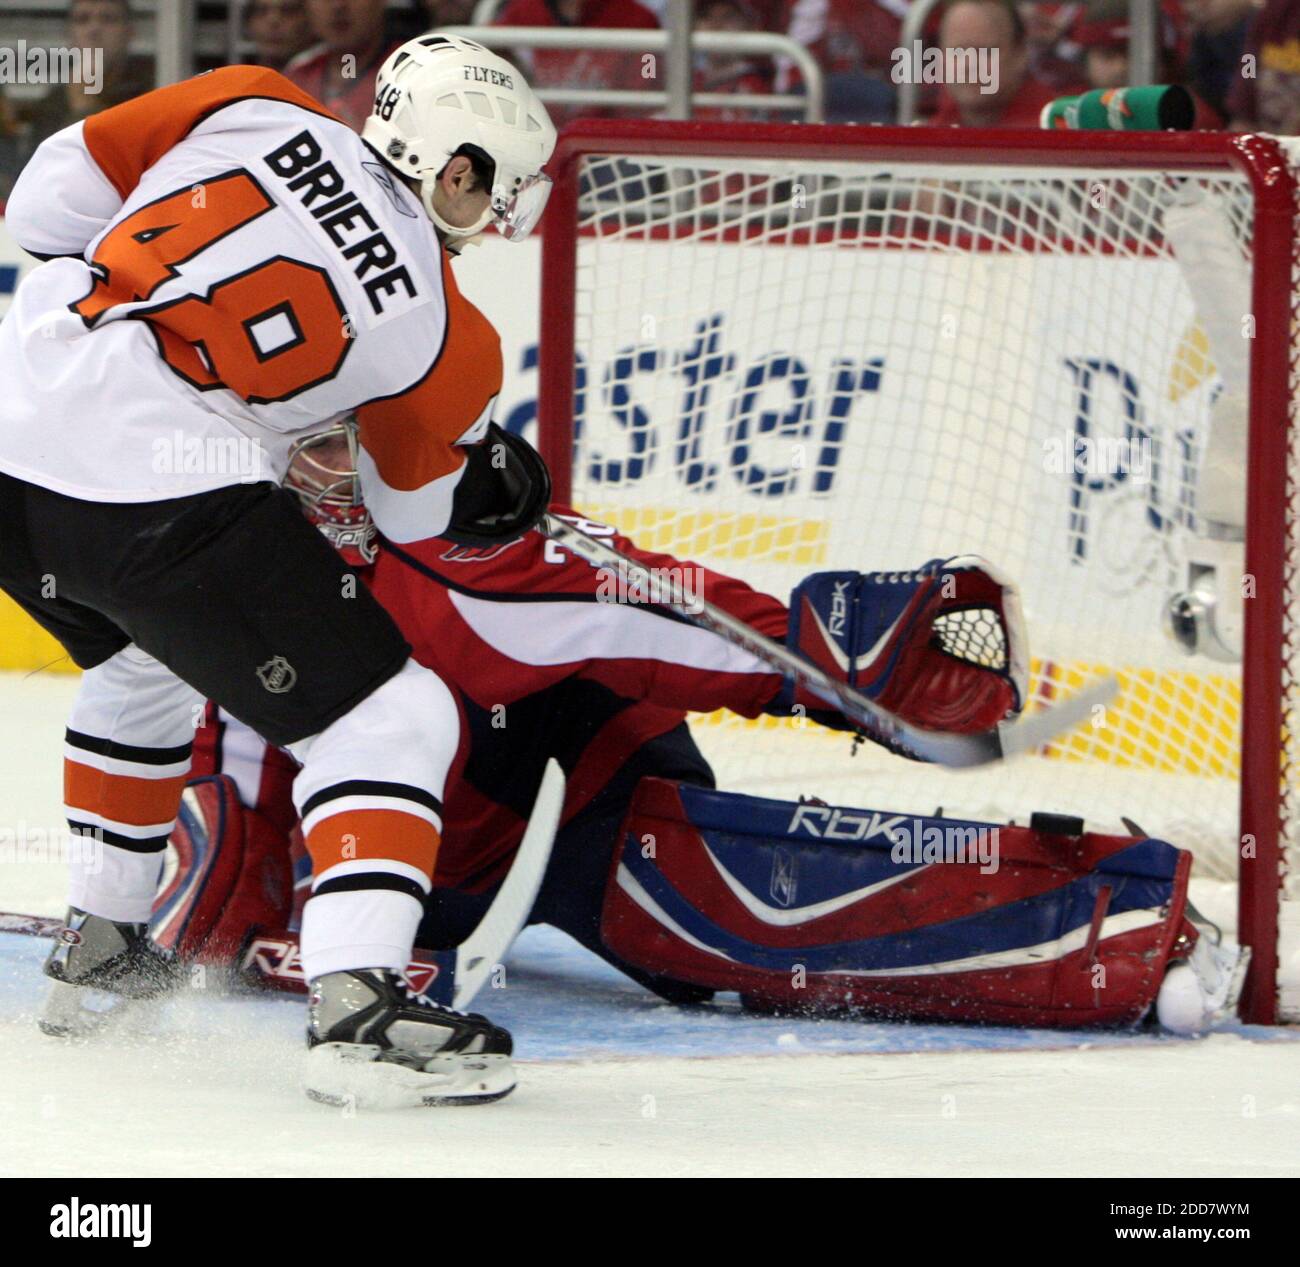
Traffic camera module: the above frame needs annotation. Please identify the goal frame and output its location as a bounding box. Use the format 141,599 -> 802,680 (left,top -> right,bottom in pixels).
536,119 -> 1298,1024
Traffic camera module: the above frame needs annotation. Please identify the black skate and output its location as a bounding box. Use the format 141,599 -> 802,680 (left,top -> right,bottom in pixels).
303,969 -> 516,1108
39,908 -> 182,1038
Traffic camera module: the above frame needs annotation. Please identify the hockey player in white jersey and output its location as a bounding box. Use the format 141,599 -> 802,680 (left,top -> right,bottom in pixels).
0,35 -> 556,1107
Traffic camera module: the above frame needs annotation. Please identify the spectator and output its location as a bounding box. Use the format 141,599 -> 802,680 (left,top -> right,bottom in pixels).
245,0 -> 316,71
285,0 -> 400,131
18,0 -> 151,163
497,0 -> 659,24
693,0 -> 775,120
0,92 -> 24,205
1071,0 -> 1221,125
1017,2 -> 1086,90
1072,0 -> 1185,85
1183,0 -> 1252,123
778,0 -> 912,123
421,0 -> 479,23
927,0 -> 1061,126
1227,0 -> 1300,133
494,0 -> 660,124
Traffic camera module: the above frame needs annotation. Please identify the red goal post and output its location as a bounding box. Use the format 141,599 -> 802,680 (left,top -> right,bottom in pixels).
536,120 -> 1299,1024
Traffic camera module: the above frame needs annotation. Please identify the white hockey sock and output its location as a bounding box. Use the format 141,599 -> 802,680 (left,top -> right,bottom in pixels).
67,840 -> 164,925
299,888 -> 424,983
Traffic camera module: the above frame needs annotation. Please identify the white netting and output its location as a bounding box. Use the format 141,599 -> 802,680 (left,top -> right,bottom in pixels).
561,143 -> 1298,1015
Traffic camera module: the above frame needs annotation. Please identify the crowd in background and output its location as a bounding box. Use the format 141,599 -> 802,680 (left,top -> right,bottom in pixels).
0,0 -> 1296,201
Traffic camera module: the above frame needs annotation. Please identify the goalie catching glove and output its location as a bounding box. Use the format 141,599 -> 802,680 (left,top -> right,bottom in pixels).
775,555 -> 1029,746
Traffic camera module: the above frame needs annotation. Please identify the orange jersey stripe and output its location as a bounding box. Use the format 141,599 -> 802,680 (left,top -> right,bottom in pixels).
82,65 -> 342,200
356,251 -> 503,491
63,759 -> 188,828
305,808 -> 441,878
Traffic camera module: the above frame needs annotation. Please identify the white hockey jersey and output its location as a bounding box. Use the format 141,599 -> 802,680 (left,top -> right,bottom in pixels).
0,65 -> 503,542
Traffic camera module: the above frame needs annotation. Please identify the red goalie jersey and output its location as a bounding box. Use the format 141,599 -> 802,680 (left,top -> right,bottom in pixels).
193,508 -> 791,891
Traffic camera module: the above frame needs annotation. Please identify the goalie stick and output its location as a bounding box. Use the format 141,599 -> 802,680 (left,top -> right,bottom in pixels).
451,755 -> 563,1005
543,514 -> 1116,769
1,759 -> 566,1011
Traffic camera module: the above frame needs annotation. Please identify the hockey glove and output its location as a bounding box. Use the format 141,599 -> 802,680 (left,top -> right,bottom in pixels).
444,423 -> 551,547
778,555 -> 1029,743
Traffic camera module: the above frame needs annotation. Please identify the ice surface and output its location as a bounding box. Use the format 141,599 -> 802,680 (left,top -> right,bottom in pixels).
1,673 -> 1295,1177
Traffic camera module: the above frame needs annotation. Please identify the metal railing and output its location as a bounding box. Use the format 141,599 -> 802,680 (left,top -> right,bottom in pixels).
171,0 -> 1166,127
895,0 -> 1160,124
439,25 -> 824,122
156,0 -> 195,88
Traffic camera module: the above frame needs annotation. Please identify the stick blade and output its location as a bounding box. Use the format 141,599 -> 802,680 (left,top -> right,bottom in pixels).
995,675 -> 1120,762
894,676 -> 1119,768
452,758 -> 565,1009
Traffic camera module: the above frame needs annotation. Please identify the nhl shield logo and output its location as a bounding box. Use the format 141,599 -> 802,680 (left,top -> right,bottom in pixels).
256,656 -> 297,693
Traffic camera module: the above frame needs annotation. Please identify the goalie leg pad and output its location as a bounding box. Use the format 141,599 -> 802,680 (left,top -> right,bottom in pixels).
600,779 -> 1192,1027
151,775 -> 295,964
152,776 -> 459,1003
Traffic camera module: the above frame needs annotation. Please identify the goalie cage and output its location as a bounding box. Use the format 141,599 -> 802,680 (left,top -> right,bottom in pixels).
536,121 -> 1299,1025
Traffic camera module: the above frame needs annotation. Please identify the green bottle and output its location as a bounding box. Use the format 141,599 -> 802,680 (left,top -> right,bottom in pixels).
1040,84 -> 1195,131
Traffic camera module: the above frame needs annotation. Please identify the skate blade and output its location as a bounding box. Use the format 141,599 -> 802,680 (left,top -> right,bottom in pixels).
303,1042 -> 517,1109
38,978 -> 139,1039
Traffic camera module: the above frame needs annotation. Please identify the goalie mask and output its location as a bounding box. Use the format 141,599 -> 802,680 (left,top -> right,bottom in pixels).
362,34 -> 557,249
285,422 -> 377,566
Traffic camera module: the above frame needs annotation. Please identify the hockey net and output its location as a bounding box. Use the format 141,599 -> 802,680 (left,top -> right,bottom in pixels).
537,121 -> 1300,1023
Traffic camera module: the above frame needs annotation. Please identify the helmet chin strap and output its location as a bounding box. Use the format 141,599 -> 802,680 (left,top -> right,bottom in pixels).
420,171 -> 495,250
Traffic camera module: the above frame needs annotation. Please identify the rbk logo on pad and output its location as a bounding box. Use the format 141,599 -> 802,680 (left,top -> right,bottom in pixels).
829,580 -> 850,639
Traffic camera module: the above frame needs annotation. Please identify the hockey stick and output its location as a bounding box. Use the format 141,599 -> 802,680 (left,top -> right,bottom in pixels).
543,514 -> 1117,769
0,913 -> 480,1008
450,755 -> 563,1006
249,757 -> 563,1007
0,912 -> 63,940
1,759 -> 567,1010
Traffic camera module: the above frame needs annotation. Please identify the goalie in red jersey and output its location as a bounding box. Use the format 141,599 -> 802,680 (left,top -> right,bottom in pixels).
164,425 -> 1245,1035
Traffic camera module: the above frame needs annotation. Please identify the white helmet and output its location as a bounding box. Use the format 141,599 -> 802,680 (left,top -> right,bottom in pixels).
362,33 -> 557,246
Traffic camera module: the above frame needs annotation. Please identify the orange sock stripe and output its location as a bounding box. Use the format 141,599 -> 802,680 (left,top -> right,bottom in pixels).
63,759 -> 188,828
305,809 -> 441,878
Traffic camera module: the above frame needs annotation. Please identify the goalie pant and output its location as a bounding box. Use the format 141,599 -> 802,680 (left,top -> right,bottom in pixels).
156,762 -> 1195,1027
